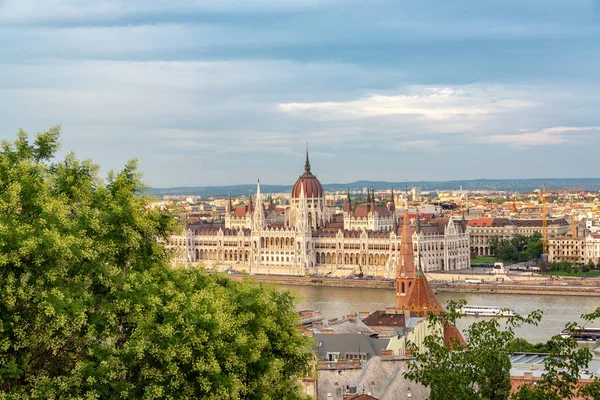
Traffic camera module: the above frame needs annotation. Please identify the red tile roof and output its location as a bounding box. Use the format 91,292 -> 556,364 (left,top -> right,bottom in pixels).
403,269 -> 443,317
444,324 -> 466,348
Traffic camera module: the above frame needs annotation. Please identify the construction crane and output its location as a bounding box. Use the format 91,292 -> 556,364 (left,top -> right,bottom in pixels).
538,186 -> 583,259
540,185 -> 548,258
570,197 -> 577,238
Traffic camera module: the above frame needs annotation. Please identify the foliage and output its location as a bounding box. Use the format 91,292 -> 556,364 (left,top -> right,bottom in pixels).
0,127 -> 313,399
404,301 -> 600,399
470,256 -> 497,264
507,338 -> 555,354
404,300 -> 542,400
488,233 -> 543,263
512,307 -> 600,400
544,260 -> 600,276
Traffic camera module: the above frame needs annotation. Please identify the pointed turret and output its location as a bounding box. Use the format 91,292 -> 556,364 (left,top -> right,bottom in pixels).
344,187 -> 352,213
227,191 -> 233,213
416,208 -> 421,233
304,145 -> 311,173
396,197 -> 416,309
253,179 -> 265,231
389,187 -> 396,213
403,262 -> 443,317
247,189 -> 254,213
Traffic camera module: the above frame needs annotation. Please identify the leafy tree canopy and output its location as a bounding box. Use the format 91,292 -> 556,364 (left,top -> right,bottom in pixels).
405,301 -> 600,400
0,127 -> 313,399
488,233 -> 543,263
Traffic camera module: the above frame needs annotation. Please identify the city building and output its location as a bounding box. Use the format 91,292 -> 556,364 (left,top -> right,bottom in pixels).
585,234 -> 600,265
547,237 -> 586,264
167,150 -> 471,275
467,218 -> 569,256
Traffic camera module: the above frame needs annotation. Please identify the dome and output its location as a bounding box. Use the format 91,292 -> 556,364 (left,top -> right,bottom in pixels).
291,150 -> 324,199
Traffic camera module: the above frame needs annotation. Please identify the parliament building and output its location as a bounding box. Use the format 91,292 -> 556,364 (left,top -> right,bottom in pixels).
167,151 -> 470,277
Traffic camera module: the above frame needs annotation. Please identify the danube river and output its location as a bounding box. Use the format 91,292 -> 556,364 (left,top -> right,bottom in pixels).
286,284 -> 600,343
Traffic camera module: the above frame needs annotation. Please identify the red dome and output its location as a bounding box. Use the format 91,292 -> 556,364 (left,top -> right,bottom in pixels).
291,150 -> 324,199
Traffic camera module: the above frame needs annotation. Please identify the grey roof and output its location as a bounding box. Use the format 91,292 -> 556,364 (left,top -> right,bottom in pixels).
315,333 -> 390,360
405,317 -> 423,329
509,353 -> 600,379
317,317 -> 377,335
317,357 -> 429,400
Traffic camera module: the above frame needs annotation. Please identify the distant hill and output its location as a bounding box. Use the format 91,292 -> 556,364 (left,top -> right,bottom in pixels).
149,178 -> 600,197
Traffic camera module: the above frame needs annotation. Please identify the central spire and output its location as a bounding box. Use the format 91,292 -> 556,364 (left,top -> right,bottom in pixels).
304,143 -> 311,173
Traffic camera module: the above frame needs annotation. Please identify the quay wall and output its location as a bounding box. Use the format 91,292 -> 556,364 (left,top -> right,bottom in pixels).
228,274 -> 600,296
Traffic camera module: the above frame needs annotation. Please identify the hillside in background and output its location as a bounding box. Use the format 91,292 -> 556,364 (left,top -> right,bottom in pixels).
149,178 -> 600,197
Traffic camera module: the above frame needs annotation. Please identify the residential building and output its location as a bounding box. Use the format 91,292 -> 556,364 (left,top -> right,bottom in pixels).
547,237 -> 585,264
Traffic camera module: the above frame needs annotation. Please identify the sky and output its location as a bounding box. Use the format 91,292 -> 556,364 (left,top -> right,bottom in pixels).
1,0 -> 600,188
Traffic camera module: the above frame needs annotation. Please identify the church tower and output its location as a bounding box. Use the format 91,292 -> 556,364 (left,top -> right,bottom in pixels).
396,198 -> 416,309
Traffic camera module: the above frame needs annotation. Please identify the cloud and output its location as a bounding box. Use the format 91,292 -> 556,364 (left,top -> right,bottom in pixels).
485,126 -> 600,148
279,86 -> 536,121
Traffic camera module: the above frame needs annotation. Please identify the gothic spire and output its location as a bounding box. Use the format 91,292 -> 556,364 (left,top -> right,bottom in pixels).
344,187 -> 352,213
253,179 -> 265,231
304,143 -> 311,173
389,187 -> 396,213
227,190 -> 233,213
248,189 -> 254,213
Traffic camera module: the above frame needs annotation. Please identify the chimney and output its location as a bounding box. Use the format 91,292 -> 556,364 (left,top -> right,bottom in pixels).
381,349 -> 394,358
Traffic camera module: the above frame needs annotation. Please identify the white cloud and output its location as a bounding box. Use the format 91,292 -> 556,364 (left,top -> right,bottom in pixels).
0,0 -> 335,24
485,126 -> 600,148
279,86 -> 536,121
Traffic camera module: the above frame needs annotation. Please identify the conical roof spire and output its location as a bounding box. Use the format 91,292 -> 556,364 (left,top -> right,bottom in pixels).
344,187 -> 352,213
248,189 -> 254,213
403,260 -> 442,317
304,143 -> 311,173
227,190 -> 233,213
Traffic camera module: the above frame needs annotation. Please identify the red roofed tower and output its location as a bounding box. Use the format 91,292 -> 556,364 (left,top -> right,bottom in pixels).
396,199 -> 416,309
403,266 -> 443,317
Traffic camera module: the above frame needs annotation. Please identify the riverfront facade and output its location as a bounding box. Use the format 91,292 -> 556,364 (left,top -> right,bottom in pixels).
166,151 -> 471,276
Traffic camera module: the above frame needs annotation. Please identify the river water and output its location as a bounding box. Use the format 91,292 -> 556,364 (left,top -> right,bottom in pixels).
286,284 -> 600,344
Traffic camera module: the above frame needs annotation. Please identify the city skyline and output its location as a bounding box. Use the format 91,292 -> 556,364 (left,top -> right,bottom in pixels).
2,0 -> 600,187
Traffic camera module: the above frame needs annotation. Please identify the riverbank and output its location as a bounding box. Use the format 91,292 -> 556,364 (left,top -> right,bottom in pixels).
228,274 -> 600,296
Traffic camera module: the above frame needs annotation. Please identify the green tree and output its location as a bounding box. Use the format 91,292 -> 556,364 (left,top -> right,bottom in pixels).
404,300 -> 542,400
488,237 -> 500,258
0,127 -> 313,399
512,308 -> 600,400
404,302 -> 600,400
